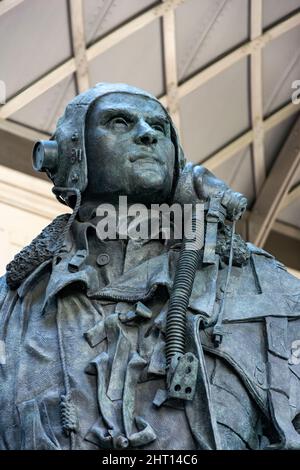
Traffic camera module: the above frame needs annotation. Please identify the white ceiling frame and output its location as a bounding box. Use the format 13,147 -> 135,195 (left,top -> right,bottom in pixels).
204,102 -> 300,170
176,11 -> 300,99
0,164 -> 65,219
69,0 -> 90,93
205,130 -> 254,171
1,0 -> 300,270
1,5 -> 299,120
162,1 -> 181,135
0,59 -> 77,119
280,183 -> 300,211
273,220 -> 300,242
248,116 -> 300,246
250,0 -> 265,195
86,0 -> 185,61
0,0 -> 299,212
1,89 -> 298,180
0,0 -> 23,17
287,267 -> 300,279
0,118 -> 48,141
0,0 -> 185,119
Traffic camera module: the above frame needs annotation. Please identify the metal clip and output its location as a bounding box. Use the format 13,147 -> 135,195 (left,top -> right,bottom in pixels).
203,196 -> 223,264
167,352 -> 198,401
119,302 -> 152,323
68,249 -> 87,272
71,148 -> 83,163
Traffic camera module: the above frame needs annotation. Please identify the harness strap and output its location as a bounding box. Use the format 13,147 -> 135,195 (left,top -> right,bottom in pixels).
203,197 -> 224,264
185,313 -> 221,449
265,316 -> 300,449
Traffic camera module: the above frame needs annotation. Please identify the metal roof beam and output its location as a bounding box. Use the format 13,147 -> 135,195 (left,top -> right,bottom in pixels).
204,104 -> 300,170
238,210 -> 300,243
0,120 -> 49,178
1,4 -> 299,120
250,0 -> 265,195
0,59 -> 77,119
0,165 -> 65,219
0,1 -> 185,119
272,220 -> 300,242
280,183 -> 300,210
0,118 -> 48,141
0,0 -> 23,17
162,1 -> 181,134
248,116 -> 300,246
69,0 -> 90,93
177,11 -> 300,99
86,0 -> 185,62
204,130 -> 253,170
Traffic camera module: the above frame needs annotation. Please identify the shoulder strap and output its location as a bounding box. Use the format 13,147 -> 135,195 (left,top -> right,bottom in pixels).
0,276 -> 8,310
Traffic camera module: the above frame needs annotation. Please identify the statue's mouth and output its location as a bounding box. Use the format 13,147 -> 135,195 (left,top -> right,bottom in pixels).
129,154 -> 161,164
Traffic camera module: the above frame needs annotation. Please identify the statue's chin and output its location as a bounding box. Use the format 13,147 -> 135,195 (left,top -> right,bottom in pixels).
84,165 -> 172,203
133,164 -> 166,191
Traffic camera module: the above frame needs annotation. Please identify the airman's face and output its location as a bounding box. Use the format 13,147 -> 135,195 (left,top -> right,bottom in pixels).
85,93 -> 175,203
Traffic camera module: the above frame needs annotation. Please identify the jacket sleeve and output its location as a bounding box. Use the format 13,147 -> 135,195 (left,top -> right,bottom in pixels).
0,276 -> 8,311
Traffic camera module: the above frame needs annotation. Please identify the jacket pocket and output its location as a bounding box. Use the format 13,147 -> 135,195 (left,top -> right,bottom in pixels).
17,398 -> 61,450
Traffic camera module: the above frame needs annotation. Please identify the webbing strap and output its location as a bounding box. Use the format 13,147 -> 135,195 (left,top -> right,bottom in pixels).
265,316 -> 300,449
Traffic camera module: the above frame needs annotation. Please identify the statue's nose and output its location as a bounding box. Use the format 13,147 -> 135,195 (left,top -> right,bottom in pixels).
134,122 -> 158,146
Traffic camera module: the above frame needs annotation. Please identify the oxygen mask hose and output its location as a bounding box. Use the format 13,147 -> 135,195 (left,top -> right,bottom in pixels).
165,192 -> 247,399
165,206 -> 204,400
166,208 -> 203,366
212,196 -> 246,347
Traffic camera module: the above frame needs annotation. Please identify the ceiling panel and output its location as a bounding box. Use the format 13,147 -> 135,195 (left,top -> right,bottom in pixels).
290,163 -> 300,187
180,57 -> 250,163
262,26 -> 300,117
11,75 -> 77,134
84,0 -> 157,46
0,0 -> 72,99
263,0 -> 300,30
175,0 -> 249,83
0,0 -> 299,243
89,19 -> 164,97
278,199 -> 300,229
264,113 -> 299,176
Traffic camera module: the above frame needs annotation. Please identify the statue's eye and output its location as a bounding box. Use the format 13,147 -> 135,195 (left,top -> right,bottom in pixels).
152,123 -> 165,133
110,117 -> 129,129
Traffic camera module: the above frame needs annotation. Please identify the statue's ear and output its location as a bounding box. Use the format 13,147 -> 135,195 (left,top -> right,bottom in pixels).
192,165 -> 247,221
172,162 -> 199,205
178,144 -> 186,170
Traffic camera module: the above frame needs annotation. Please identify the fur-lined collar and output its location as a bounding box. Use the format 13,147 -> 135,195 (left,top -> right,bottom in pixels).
6,214 -> 70,289
5,214 -> 250,290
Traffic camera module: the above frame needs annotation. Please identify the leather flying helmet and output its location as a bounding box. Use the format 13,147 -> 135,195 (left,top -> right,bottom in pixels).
32,82 -> 186,206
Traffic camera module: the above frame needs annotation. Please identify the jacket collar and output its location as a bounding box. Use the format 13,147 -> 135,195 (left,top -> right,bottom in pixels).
22,245 -> 219,320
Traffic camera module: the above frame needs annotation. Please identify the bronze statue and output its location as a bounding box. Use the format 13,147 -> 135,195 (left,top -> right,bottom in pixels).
1,83 -> 300,450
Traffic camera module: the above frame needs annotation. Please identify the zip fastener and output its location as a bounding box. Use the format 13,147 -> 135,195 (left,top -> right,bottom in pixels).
89,284 -> 158,302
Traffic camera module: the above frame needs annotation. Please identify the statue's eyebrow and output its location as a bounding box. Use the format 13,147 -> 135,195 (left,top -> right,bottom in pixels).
98,108 -> 136,122
98,107 -> 169,126
147,114 -> 169,125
